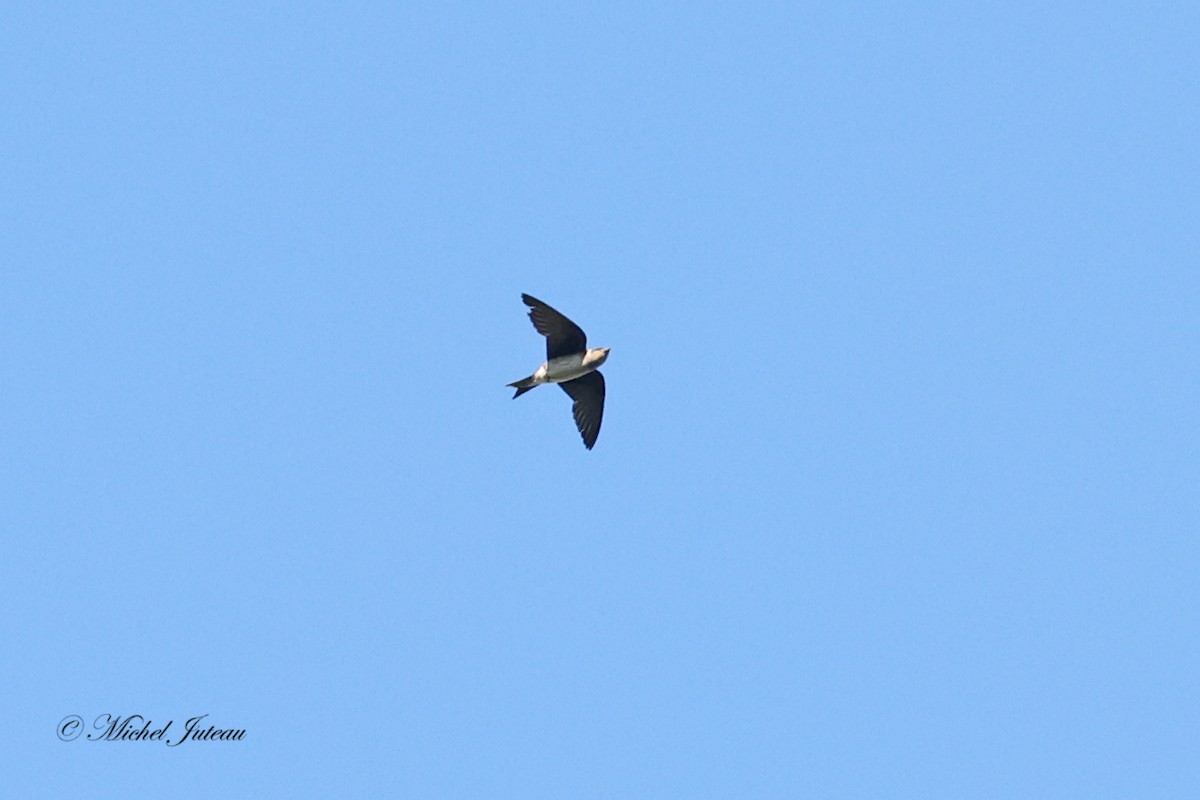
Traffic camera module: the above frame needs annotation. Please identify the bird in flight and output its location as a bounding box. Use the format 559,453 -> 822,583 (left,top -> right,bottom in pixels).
508,293 -> 610,450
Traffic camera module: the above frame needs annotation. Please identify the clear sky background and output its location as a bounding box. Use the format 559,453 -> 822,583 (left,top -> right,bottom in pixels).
4,3 -> 1197,797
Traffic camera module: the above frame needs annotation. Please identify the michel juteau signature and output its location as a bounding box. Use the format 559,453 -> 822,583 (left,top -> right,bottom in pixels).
87,714 -> 245,746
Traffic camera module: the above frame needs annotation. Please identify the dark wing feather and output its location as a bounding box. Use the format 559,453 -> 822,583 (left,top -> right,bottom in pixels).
522,293 -> 587,360
559,371 -> 605,450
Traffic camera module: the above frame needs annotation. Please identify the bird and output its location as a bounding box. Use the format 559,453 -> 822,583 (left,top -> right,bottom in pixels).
508,293 -> 610,450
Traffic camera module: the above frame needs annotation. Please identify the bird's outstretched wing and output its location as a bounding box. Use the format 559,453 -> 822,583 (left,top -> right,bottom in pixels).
522,293 -> 587,360
559,370 -> 605,450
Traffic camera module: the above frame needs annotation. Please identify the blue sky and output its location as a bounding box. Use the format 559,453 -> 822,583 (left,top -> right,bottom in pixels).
4,2 -> 1197,796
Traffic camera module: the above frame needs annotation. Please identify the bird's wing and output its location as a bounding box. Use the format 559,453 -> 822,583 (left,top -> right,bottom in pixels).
559,370 -> 605,450
522,293 -> 587,360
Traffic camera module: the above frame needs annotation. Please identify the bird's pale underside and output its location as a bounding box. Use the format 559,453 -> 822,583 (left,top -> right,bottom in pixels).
508,293 -> 610,450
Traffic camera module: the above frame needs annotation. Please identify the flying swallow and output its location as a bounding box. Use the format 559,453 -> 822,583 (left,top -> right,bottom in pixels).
508,293 -> 610,450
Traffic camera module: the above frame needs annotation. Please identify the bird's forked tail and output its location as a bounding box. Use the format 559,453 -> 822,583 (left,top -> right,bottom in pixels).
508,375 -> 537,399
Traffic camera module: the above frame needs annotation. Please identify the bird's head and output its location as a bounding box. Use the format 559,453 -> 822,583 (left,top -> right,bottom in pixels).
585,347 -> 611,368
